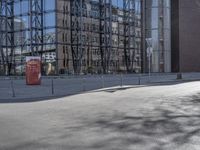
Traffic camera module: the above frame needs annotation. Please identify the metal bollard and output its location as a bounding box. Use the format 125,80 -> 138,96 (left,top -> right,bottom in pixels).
101,75 -> 105,88
11,79 -> 15,97
138,75 -> 141,85
177,73 -> 182,80
120,74 -> 123,87
51,79 -> 54,95
82,78 -> 86,92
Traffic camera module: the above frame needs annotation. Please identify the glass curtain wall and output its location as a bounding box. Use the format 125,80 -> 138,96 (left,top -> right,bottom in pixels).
42,0 -> 56,75
145,0 -> 171,72
0,0 -> 56,75
0,0 -> 142,75
56,0 -> 142,74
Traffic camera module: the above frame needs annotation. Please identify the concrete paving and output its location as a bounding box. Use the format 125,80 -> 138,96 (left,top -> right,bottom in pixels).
0,73 -> 200,101
1,81 -> 200,149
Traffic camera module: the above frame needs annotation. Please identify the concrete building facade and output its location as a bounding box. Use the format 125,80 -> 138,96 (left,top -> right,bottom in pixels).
171,0 -> 200,72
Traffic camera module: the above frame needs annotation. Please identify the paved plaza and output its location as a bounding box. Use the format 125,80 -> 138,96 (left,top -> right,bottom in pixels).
0,73 -> 200,101
1,79 -> 200,149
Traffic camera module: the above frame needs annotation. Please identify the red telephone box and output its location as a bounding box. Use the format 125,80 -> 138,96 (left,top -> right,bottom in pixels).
26,57 -> 41,85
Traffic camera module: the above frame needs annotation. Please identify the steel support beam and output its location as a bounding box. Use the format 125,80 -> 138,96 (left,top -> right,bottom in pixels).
99,0 -> 112,74
123,0 -> 136,73
70,0 -> 84,74
0,0 -> 14,75
30,0 -> 43,56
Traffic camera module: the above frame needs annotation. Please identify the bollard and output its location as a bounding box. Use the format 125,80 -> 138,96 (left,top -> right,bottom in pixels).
120,74 -> 123,87
82,78 -> 86,92
11,79 -> 15,97
101,75 -> 105,88
51,79 -> 54,95
148,74 -> 151,83
138,75 -> 141,85
177,73 -> 182,80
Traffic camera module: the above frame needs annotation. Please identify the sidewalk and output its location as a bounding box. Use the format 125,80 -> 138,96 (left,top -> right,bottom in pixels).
0,73 -> 200,101
1,79 -> 200,149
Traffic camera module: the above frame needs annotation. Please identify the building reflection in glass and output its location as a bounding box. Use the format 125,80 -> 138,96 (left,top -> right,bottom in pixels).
0,0 -> 143,75
145,0 -> 171,73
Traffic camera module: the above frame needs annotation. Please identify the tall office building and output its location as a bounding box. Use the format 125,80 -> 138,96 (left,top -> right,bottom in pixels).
0,0 -> 173,75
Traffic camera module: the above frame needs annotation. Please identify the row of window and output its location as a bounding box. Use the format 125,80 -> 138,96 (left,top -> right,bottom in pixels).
69,34 -> 141,48
70,22 -> 141,35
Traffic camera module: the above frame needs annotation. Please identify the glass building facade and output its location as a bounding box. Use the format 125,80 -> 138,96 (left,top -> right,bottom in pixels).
0,0 -> 143,75
56,0 -> 142,74
0,0 -> 57,75
0,0 -> 172,75
145,0 -> 171,72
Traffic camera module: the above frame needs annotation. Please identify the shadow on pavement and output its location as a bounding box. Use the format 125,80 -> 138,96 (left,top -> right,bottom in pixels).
94,80 -> 196,93
2,84 -> 200,150
0,94 -> 75,103
53,94 -> 200,150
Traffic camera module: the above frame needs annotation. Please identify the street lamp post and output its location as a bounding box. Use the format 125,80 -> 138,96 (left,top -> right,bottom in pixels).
146,38 -> 153,82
